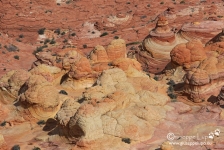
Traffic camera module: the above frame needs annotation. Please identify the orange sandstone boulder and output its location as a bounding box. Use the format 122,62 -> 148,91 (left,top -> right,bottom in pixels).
170,40 -> 207,66
0,69 -> 31,98
106,39 -> 126,61
89,45 -> 109,63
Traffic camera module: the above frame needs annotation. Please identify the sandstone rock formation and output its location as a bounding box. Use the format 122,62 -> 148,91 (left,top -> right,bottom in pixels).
62,50 -> 84,71
19,75 -> 61,120
179,21 -> 224,43
62,57 -> 97,89
106,39 -> 126,61
136,16 -> 187,73
55,98 -> 80,127
60,39 -> 128,89
170,37 -> 224,102
30,64 -> 63,84
153,16 -> 172,34
136,18 -> 224,74
89,45 -> 109,63
55,68 -> 170,149
170,40 -> 207,68
111,58 -> 142,71
0,70 -> 31,100
3,2 -> 224,150
185,56 -> 224,102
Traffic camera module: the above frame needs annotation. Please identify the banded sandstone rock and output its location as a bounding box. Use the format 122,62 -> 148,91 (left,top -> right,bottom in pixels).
171,38 -> 224,102
180,21 -> 224,43
170,40 -> 207,67
136,16 -> 187,73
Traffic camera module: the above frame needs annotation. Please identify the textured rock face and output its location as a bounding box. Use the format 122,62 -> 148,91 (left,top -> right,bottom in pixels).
0,69 -> 31,99
136,16 -> 188,74
34,51 -> 57,66
60,39 -> 131,89
136,19 -> 224,74
180,21 -> 224,43
205,42 -> 224,55
89,45 -> 109,63
217,86 -> 224,105
55,99 -> 80,127
56,68 -> 169,148
186,56 -> 224,102
63,57 -> 97,89
170,40 -> 207,67
3,2 -> 224,150
0,38 -> 136,129
154,16 -> 171,34
62,50 -> 83,71
31,38 -> 136,90
30,64 -> 62,84
68,57 -> 94,80
170,37 -> 224,102
19,75 -> 61,120
111,58 -> 142,71
106,39 -> 126,61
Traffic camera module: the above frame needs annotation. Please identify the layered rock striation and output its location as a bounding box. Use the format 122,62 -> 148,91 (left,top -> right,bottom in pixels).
170,37 -> 224,102
179,21 -> 224,43
136,16 -> 187,74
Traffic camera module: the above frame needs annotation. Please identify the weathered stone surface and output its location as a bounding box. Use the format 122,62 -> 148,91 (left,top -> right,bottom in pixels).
56,68 -> 170,147
19,75 -> 60,120
170,40 -> 207,67
106,39 -> 126,61
2,1 -> 224,150
89,45 -> 109,63
136,16 -> 187,73
0,69 -> 31,99
170,34 -> 224,102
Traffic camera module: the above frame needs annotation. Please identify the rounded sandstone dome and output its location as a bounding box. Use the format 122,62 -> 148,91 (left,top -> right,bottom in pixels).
68,57 -> 93,80
106,39 -> 126,61
20,75 -> 60,120
89,45 -> 109,63
22,75 -> 59,107
170,40 -> 207,66
0,69 -> 31,97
